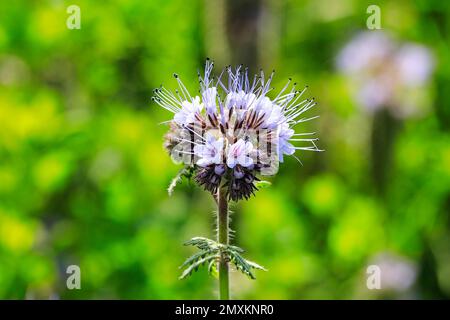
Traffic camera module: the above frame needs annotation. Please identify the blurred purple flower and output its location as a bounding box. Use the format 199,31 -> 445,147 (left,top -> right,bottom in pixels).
336,31 -> 435,118
371,252 -> 418,293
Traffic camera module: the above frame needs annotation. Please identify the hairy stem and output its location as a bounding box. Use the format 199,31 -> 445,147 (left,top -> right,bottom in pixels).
217,186 -> 229,300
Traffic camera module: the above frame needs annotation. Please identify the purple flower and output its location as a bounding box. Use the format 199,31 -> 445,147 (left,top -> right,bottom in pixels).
153,60 -> 321,200
336,31 -> 435,118
194,134 -> 224,167
226,139 -> 254,168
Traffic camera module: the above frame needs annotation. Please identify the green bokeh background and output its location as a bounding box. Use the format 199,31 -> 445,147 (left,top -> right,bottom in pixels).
0,0 -> 449,299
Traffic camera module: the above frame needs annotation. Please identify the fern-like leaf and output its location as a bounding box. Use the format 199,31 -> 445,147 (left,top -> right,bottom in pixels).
184,237 -> 219,251
228,250 -> 256,279
208,259 -> 219,278
254,180 -> 272,189
227,244 -> 245,253
246,259 -> 268,271
168,166 -> 194,196
179,254 -> 217,280
179,250 -> 214,269
180,237 -> 266,280
227,249 -> 267,279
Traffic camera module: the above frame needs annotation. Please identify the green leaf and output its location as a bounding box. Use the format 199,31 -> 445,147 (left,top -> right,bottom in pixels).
179,250 -> 213,269
183,237 -> 219,251
246,259 -> 268,271
254,180 -> 272,189
167,166 -> 195,196
227,245 -> 245,253
208,259 -> 219,278
227,250 -> 256,279
180,237 -> 265,280
226,249 -> 267,279
179,254 -> 217,280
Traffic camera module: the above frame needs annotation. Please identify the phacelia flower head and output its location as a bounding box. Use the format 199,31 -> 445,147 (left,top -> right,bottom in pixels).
153,59 -> 321,201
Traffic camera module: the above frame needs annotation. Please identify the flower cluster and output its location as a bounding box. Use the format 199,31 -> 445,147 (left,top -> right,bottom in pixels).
336,31 -> 434,118
153,59 -> 320,201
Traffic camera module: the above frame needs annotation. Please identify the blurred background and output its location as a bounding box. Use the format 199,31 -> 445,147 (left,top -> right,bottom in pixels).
0,0 -> 449,299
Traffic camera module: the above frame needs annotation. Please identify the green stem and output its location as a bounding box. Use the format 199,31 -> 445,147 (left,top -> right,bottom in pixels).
217,186 -> 229,300
371,108 -> 399,196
